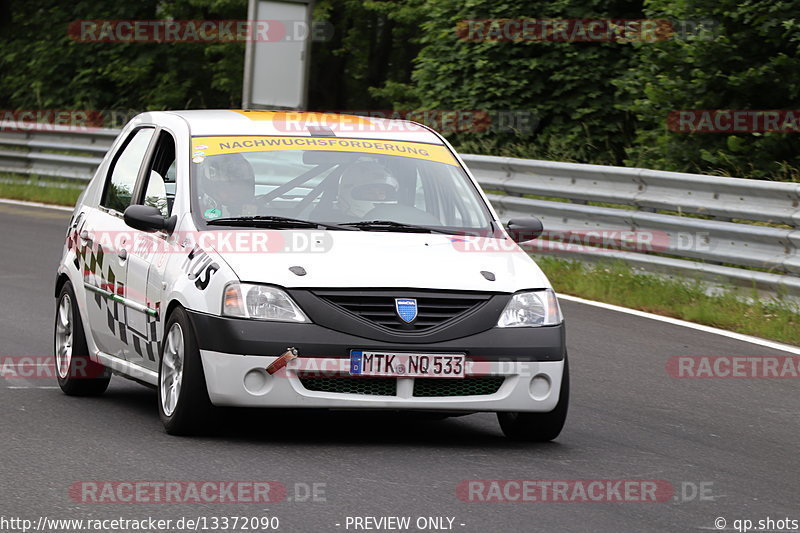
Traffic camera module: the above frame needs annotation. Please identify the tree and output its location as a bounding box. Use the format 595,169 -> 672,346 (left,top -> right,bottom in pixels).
0,0 -> 246,115
615,0 -> 800,179
406,0 -> 644,164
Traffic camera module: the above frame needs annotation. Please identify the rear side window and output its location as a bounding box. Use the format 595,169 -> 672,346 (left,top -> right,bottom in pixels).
101,128 -> 155,213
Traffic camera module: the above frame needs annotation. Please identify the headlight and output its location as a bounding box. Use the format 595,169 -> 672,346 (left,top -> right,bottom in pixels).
496,289 -> 562,327
222,282 -> 309,323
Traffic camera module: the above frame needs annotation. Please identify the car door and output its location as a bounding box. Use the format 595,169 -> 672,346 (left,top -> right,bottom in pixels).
123,129 -> 178,370
82,126 -> 156,360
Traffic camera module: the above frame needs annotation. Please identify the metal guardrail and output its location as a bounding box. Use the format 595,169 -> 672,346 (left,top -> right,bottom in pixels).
0,124 -> 117,181
461,154 -> 800,296
1,125 -> 798,296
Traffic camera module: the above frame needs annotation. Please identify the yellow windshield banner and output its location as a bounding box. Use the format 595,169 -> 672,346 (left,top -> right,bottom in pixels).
192,136 -> 458,166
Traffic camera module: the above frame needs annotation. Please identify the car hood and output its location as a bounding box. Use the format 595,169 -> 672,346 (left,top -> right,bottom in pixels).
212,230 -> 550,293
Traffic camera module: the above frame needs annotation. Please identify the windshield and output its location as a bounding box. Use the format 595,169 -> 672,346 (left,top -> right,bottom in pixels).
189,136 -> 493,232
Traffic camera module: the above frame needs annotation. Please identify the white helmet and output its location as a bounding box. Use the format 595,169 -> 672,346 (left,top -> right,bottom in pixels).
338,161 -> 398,218
198,153 -> 255,206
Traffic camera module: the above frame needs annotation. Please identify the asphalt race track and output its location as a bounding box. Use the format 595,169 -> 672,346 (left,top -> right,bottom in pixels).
1,202 -> 798,533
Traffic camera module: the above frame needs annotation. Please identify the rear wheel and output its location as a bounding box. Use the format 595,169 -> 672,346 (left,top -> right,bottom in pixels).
158,307 -> 213,435
497,357 -> 569,442
54,281 -> 111,396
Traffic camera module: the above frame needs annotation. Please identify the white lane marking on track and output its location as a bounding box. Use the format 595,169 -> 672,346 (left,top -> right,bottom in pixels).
4,197 -> 798,356
0,198 -> 73,212
559,294 -> 800,355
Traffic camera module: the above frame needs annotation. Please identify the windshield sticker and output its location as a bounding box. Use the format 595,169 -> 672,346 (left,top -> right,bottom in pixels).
192,156 -> 204,163
192,136 -> 458,166
204,208 -> 222,219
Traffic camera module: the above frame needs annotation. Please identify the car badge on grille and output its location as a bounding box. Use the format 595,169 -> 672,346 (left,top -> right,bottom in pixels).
395,298 -> 418,323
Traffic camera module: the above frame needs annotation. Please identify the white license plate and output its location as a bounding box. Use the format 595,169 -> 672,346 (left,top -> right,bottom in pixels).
349,351 -> 465,378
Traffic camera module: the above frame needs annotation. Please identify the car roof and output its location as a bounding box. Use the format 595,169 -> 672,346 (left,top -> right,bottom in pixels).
147,109 -> 444,144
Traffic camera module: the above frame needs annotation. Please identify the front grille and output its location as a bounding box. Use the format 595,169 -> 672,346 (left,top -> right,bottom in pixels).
314,291 -> 489,331
298,374 -> 397,396
413,376 -> 505,397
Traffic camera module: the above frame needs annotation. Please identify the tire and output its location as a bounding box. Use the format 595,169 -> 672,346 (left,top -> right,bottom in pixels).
54,281 -> 111,396
497,356 -> 569,442
158,307 -> 213,435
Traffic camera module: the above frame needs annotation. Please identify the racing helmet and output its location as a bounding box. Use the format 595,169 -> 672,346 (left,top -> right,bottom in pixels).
338,161 -> 399,218
198,153 -> 255,206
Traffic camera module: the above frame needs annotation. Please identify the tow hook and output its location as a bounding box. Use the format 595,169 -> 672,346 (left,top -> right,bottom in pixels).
265,347 -> 299,375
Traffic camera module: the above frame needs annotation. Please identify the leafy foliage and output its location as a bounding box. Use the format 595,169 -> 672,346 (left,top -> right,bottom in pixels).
2,0 -> 800,179
309,0 -> 423,110
407,0 -> 644,165
615,0 -> 800,178
0,0 -> 245,112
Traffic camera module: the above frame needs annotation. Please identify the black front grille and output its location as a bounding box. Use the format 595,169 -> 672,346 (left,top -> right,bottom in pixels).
298,374 -> 397,396
314,291 -> 489,331
413,377 -> 505,397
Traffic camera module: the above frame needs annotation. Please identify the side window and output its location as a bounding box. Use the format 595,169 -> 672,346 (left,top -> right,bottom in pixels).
138,131 -> 177,217
101,128 -> 155,213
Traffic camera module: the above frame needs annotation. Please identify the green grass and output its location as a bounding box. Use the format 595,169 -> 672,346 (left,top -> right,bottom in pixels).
0,176 -> 83,206
537,256 -> 800,346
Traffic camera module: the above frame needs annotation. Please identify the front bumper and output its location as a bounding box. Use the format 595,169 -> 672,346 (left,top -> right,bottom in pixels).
200,351 -> 565,412
188,311 -> 566,412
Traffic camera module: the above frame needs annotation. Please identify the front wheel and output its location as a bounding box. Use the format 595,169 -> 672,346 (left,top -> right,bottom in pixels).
158,307 -> 213,435
54,281 -> 111,396
497,357 -> 569,442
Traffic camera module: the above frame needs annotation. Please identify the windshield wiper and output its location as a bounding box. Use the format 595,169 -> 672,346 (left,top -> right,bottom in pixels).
342,220 -> 458,234
206,216 -> 356,231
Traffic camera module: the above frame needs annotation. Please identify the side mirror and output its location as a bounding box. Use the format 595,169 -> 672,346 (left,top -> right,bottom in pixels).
506,217 -> 544,243
123,205 -> 177,233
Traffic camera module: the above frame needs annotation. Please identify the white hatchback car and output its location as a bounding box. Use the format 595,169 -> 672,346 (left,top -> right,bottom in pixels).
54,110 -> 568,440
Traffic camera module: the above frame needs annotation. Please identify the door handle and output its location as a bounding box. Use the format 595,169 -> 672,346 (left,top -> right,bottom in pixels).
118,248 -> 128,260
